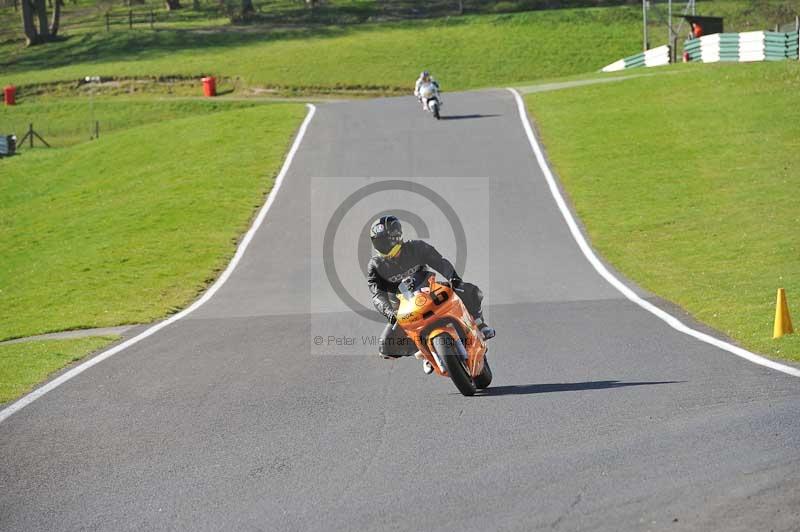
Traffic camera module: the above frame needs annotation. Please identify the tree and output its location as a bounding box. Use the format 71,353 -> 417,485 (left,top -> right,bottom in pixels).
165,0 -> 182,11
33,0 -> 51,41
19,0 -> 60,46
49,0 -> 62,36
20,0 -> 37,44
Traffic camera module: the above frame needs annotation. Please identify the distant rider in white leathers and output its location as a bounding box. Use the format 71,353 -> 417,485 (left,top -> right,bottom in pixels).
414,70 -> 441,111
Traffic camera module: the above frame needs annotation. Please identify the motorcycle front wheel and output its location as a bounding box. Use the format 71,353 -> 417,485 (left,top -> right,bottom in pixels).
432,101 -> 440,120
433,334 -> 476,396
474,354 -> 492,389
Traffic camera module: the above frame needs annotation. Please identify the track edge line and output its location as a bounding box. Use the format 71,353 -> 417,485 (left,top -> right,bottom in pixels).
507,87 -> 800,378
0,103 -> 319,424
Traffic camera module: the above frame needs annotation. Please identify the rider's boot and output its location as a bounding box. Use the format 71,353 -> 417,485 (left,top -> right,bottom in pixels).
475,316 -> 496,340
414,351 -> 434,374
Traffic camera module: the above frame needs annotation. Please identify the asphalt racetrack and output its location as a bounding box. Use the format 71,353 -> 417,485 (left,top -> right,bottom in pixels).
1,90 -> 798,531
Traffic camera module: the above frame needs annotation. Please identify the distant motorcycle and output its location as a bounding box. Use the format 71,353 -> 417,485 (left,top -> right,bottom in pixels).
418,82 -> 441,120
395,271 -> 492,396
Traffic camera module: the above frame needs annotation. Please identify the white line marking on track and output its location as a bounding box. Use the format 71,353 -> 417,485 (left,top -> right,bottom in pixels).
0,104 -> 318,424
508,88 -> 800,378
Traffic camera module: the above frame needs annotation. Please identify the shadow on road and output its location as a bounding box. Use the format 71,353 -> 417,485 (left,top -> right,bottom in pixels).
439,114 -> 501,121
479,380 -> 682,396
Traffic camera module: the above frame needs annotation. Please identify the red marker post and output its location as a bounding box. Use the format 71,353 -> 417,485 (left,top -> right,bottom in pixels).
4,85 -> 16,106
202,77 -> 216,97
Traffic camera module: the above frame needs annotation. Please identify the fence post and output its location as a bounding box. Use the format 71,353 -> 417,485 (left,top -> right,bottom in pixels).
129,10 -> 133,29
29,124 -> 33,148
671,36 -> 677,63
105,12 -> 110,31
150,10 -> 154,29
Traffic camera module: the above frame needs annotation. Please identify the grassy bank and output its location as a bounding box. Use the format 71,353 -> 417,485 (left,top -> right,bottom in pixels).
0,337 -> 117,404
0,100 -> 305,404
0,7 -> 650,91
4,1 -> 798,95
1,98 -> 263,147
525,61 -> 800,363
1,102 -> 305,342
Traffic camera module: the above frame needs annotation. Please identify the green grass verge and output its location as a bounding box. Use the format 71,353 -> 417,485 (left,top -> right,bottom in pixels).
3,1 -> 796,95
525,61 -> 800,363
0,7 -> 656,91
0,102 -> 306,341
1,98 -> 264,147
0,336 -> 117,404
4,1 -> 797,94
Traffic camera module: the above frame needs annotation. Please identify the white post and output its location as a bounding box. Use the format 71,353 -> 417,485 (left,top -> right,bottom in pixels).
668,0 -> 673,61
668,0 -> 673,41
85,76 -> 100,140
643,0 -> 649,51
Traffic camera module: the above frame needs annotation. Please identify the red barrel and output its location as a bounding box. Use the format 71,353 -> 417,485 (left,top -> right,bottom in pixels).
202,77 -> 216,97
4,85 -> 16,106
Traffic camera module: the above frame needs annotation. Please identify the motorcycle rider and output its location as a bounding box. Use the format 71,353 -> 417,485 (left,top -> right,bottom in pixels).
367,215 -> 495,361
414,70 -> 441,111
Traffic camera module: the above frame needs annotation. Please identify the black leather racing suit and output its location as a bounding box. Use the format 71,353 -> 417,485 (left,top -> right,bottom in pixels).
367,240 -> 484,357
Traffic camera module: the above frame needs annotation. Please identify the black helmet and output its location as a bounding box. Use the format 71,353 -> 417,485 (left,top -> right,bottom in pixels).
370,215 -> 403,256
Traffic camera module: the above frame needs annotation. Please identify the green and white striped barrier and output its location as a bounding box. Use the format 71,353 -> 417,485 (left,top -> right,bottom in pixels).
601,45 -> 671,72
684,31 -> 800,63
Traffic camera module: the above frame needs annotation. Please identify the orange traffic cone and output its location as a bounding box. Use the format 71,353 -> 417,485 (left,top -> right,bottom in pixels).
773,288 -> 794,339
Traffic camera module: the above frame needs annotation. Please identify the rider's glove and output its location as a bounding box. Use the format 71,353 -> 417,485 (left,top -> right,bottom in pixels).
388,311 -> 398,324
449,276 -> 463,290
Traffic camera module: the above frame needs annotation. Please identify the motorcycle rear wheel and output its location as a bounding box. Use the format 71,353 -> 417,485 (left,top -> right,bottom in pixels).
433,334 -> 476,396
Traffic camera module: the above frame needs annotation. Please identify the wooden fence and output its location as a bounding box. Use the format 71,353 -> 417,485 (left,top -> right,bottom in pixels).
105,10 -> 156,31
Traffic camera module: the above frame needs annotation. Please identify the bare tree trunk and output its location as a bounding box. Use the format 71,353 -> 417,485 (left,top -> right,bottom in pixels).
241,0 -> 253,13
457,0 -> 463,15
164,0 -> 181,10
49,0 -> 61,36
20,0 -> 39,45
192,0 -> 199,9
33,0 -> 50,40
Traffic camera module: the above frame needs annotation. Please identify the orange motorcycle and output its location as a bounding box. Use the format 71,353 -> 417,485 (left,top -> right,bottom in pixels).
395,271 -> 492,396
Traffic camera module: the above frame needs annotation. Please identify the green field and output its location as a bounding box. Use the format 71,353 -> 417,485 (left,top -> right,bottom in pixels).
1,102 -> 305,344
1,98 -> 263,146
0,6 -> 664,92
4,0 -> 798,95
525,61 -> 800,362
